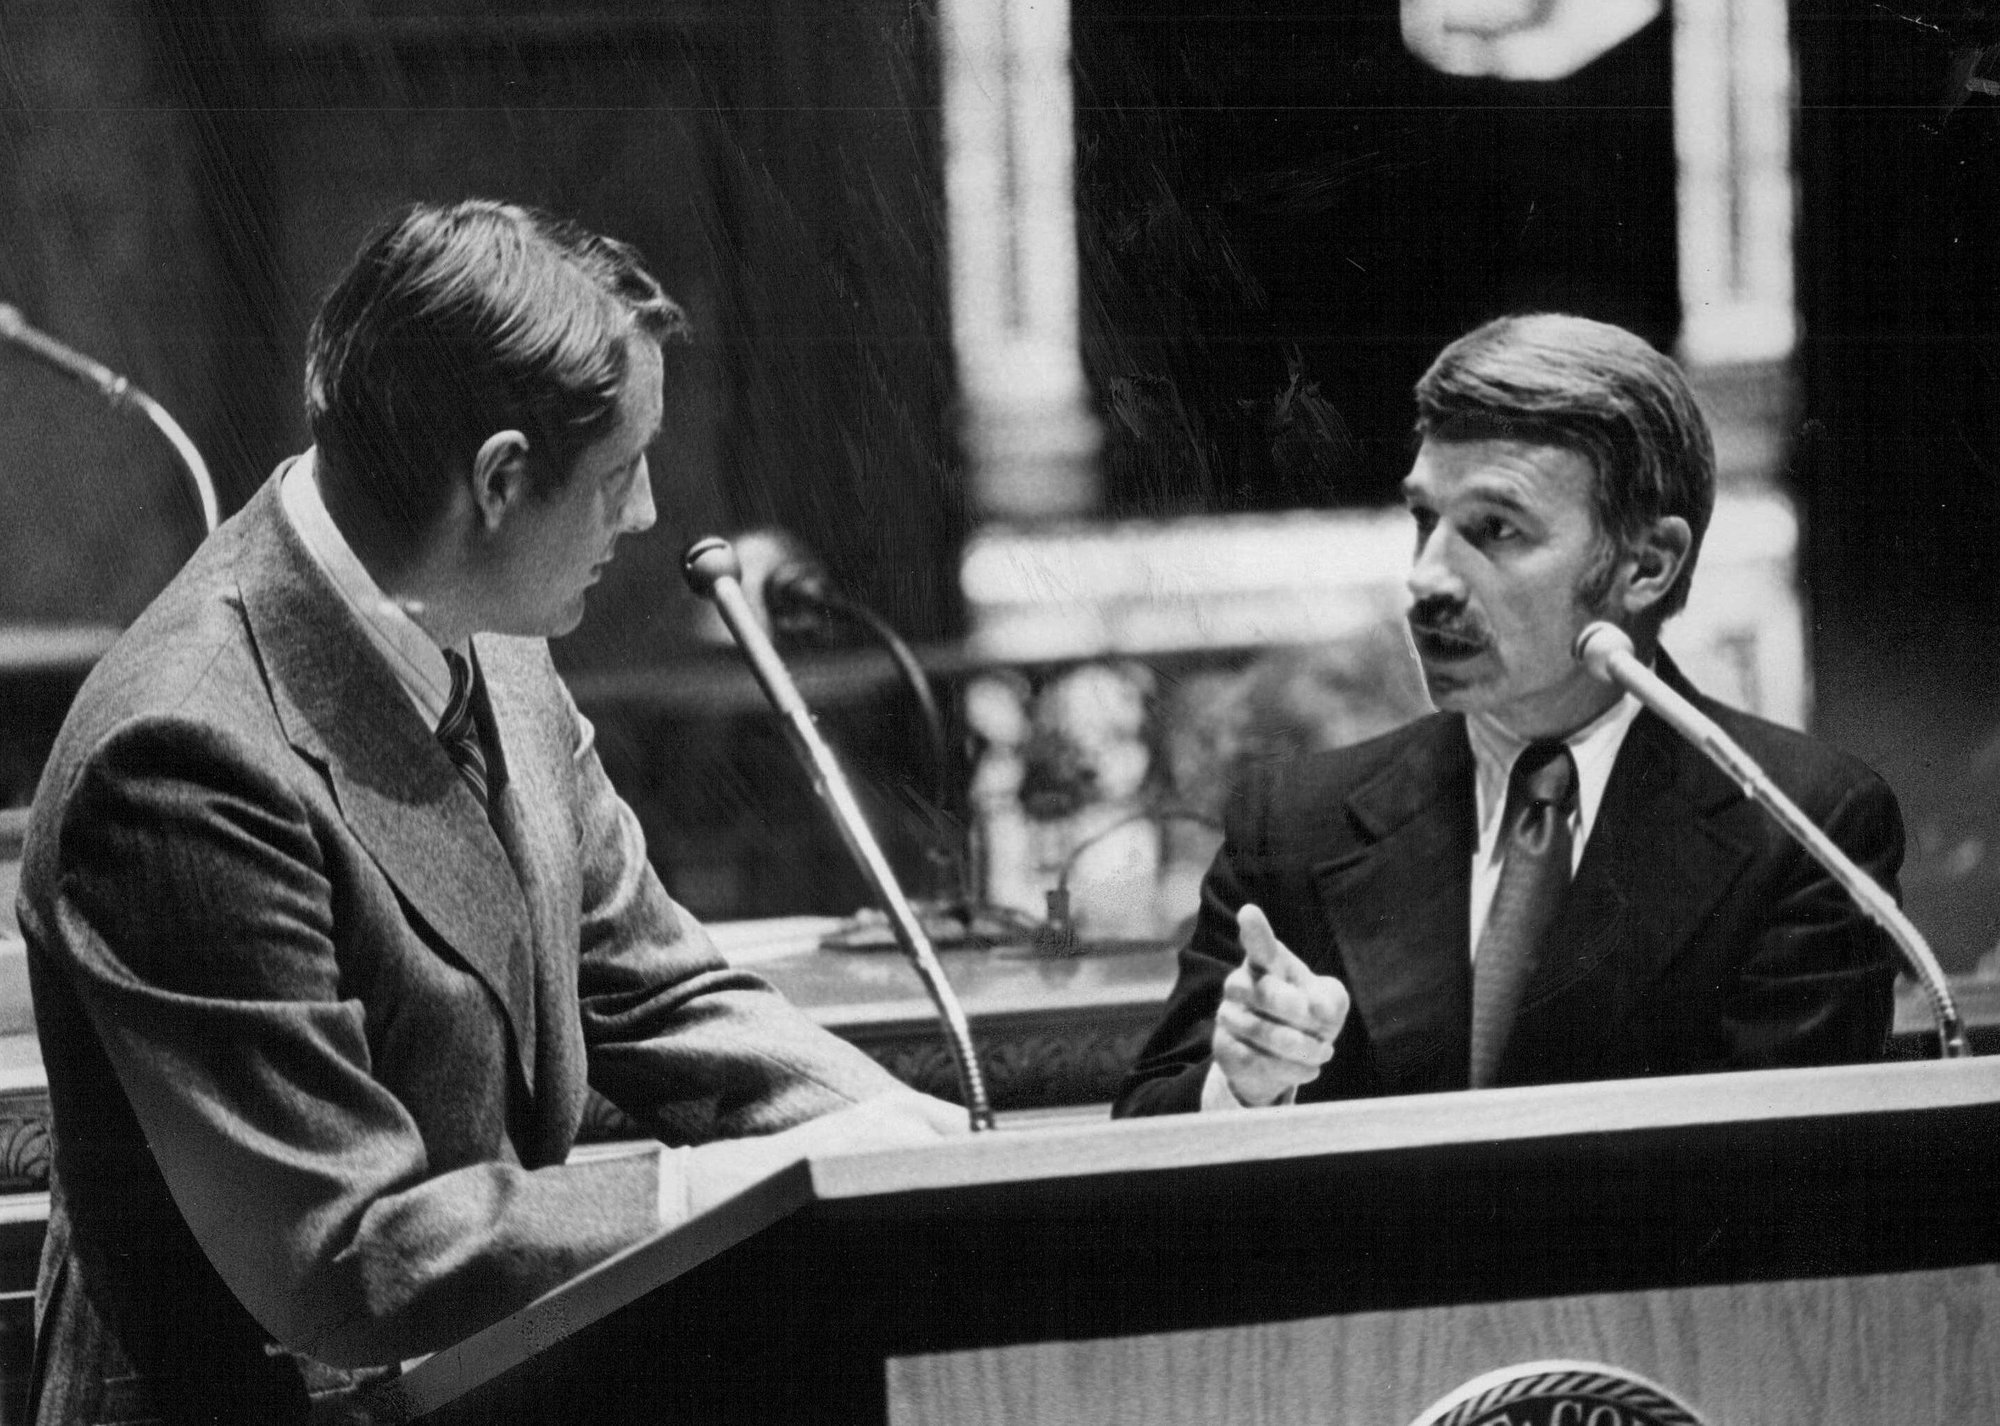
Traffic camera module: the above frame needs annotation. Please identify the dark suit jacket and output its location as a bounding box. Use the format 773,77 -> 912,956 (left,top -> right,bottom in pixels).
17,472 -> 905,1423
1115,658 -> 1903,1116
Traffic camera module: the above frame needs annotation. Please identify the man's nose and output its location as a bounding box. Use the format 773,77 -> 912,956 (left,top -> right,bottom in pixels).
621,459 -> 657,536
1407,524 -> 1464,604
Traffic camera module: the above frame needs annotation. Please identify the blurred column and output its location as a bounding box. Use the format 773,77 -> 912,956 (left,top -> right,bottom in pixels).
1674,0 -> 1797,376
1671,0 -> 1808,725
1672,0 -> 1800,496
940,0 -> 1100,522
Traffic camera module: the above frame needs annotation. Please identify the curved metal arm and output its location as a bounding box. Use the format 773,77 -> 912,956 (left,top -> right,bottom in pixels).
811,589 -> 953,819
129,386 -> 220,534
776,580 -> 971,912
1791,842 -> 1966,1057
0,302 -> 219,534
1678,711 -> 1968,1059
687,538 -> 997,1129
1577,622 -> 1969,1059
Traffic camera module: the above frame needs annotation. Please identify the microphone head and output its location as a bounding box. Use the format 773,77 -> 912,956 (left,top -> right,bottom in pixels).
1573,620 -> 1634,682
682,536 -> 742,598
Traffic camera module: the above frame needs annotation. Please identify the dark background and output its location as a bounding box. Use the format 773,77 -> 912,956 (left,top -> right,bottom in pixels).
1075,3 -> 1678,518
2,0 -> 1998,968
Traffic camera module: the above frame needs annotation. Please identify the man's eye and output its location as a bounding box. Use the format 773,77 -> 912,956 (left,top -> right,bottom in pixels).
1478,517 -> 1518,544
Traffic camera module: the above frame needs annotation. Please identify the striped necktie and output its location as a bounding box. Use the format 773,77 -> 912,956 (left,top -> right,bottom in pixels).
436,649 -> 490,810
1469,740 -> 1577,1088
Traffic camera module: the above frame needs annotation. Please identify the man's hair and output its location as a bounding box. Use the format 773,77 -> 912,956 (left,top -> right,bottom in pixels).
1413,313 -> 1716,620
304,199 -> 689,535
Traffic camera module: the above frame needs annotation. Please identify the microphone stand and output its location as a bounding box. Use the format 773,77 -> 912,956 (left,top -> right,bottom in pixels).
0,303 -> 219,534
1574,621 -> 1970,1060
766,565 -> 959,894
765,565 -> 1039,951
685,537 -> 998,1130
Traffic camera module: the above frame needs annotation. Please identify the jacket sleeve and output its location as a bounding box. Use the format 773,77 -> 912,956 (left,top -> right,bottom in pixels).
562,694 -> 907,1144
1713,763 -> 1904,1070
1113,763 -> 1274,1118
41,718 -> 666,1368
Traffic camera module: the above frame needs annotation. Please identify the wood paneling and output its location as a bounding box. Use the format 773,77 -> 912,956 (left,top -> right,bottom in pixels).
888,1265 -> 2000,1426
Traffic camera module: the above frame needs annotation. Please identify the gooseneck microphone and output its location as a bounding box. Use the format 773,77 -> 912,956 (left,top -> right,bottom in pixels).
766,560 -> 960,895
767,562 -> 952,824
1574,620 -> 1969,1059
684,536 -> 997,1129
0,302 -> 220,534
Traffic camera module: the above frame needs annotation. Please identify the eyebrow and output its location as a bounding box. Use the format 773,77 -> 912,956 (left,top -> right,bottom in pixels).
1403,477 -> 1535,515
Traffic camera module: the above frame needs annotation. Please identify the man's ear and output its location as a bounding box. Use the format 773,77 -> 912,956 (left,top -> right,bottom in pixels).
1619,514 -> 1693,616
469,430 -> 533,533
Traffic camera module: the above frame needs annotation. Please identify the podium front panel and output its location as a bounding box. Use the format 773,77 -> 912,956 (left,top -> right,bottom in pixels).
888,1263 -> 2000,1425
389,1061 -> 2000,1425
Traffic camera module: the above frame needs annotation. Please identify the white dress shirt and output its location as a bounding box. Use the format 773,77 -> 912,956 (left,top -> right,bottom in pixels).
280,450 -> 464,725
1202,692 -> 1645,1111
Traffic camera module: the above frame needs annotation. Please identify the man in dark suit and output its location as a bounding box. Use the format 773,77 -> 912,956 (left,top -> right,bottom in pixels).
17,200 -> 959,1423
1116,314 -> 1902,1117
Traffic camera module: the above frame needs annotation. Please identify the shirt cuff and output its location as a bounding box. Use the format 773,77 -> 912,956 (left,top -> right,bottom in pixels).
1200,1061 -> 1298,1111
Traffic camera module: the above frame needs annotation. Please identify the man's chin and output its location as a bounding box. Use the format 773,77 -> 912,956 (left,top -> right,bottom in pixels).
518,595 -> 590,641
551,600 -> 589,638
1418,677 -> 1477,715
1416,653 -> 1494,710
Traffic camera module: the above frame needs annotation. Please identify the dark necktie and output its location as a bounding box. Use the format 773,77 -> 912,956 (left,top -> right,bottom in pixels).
436,649 -> 491,811
1469,740 -> 1577,1089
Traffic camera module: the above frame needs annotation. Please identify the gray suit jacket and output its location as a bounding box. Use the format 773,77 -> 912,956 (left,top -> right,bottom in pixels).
18,472 -> 903,1422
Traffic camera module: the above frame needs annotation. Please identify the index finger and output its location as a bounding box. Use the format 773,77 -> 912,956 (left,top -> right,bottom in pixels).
1237,903 -> 1312,985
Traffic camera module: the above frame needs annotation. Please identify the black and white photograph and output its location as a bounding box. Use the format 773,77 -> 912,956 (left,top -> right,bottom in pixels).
0,2 -> 1996,1422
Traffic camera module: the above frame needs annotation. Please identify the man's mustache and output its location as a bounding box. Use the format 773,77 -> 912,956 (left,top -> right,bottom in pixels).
1407,598 -> 1489,647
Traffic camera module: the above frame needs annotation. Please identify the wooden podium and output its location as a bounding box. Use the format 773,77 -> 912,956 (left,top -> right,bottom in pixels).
376,1058 -> 2000,1425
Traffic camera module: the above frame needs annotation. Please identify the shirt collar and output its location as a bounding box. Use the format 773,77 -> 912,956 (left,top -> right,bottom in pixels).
1467,690 -> 1644,863
280,450 -> 460,730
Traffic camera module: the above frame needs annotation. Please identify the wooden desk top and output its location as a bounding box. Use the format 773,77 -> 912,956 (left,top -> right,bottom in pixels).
0,624 -> 119,677
707,916 -> 1176,1035
0,919 -> 1997,1085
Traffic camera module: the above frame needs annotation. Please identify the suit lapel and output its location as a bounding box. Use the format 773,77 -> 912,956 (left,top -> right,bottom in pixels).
479,638 -> 588,1152
1312,718 -> 1476,1094
1500,664 -> 1752,1083
234,476 -> 540,1095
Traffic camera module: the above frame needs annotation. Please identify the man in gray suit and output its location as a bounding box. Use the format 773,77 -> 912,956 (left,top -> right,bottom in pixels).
17,199 -> 957,1423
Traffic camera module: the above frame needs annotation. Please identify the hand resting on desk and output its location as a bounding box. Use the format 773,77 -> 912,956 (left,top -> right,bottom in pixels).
684,1090 -> 967,1217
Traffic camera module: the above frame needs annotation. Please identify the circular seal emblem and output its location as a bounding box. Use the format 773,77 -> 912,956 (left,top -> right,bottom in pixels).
1408,1361 -> 1708,1426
